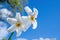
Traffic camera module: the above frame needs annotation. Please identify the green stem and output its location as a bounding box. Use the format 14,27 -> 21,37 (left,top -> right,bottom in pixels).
8,32 -> 14,40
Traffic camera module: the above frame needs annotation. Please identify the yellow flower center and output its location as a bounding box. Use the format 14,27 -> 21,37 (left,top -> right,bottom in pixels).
30,16 -> 35,22
16,22 -> 21,27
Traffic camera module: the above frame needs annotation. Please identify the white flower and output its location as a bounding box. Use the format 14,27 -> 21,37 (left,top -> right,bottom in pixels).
0,21 -> 8,40
24,6 -> 38,29
7,12 -> 27,36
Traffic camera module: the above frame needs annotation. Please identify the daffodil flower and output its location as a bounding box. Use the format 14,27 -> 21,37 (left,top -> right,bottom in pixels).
7,12 -> 25,36
24,6 -> 38,29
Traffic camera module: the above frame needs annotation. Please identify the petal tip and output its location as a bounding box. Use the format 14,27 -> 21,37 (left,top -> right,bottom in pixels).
33,8 -> 38,18
24,6 -> 32,14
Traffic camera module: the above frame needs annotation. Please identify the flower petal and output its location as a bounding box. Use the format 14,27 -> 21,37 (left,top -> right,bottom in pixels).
22,16 -> 31,32
7,18 -> 17,25
23,22 -> 31,32
32,20 -> 37,29
16,28 -> 22,37
24,6 -> 33,16
22,16 -> 31,21
16,12 -> 22,22
33,8 -> 38,18
8,25 -> 16,32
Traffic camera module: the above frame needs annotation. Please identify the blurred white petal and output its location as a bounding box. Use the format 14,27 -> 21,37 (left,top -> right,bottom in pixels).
0,8 -> 9,14
23,21 -> 31,32
24,6 -> 33,15
0,8 -> 12,19
22,16 -> 31,22
0,8 -> 12,15
0,22 -> 8,40
22,16 -> 31,32
0,27 -> 8,40
23,22 -> 31,32
16,28 -> 22,37
33,8 -> 38,18
16,12 -> 22,22
8,25 -> 16,32
7,18 -> 17,25
32,20 -> 37,29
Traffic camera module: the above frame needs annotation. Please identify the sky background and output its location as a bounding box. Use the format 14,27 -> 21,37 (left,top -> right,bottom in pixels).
0,0 -> 60,40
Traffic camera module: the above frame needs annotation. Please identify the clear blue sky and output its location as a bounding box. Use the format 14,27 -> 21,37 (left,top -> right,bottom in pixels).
1,0 -> 60,40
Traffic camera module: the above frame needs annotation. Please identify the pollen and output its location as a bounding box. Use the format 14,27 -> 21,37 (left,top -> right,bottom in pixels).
30,16 -> 35,21
16,22 -> 21,27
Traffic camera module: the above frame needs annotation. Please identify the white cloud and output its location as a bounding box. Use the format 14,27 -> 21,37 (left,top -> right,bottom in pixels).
39,38 -> 56,40
32,38 -> 56,40
0,21 -> 8,40
16,38 -> 27,40
0,8 -> 12,19
14,38 -> 56,40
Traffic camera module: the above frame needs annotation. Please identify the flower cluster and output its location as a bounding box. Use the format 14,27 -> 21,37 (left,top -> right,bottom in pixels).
7,6 -> 38,36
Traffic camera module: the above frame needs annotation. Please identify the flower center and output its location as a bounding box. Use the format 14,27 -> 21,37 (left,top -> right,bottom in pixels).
16,22 -> 21,27
30,16 -> 35,21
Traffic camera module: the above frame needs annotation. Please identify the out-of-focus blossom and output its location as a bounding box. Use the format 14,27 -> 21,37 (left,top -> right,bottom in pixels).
0,21 -> 8,40
0,8 -> 13,20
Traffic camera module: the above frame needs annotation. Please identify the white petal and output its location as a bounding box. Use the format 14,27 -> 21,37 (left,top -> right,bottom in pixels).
24,6 -> 33,15
23,21 -> 31,32
7,18 -> 17,25
22,16 -> 31,21
22,16 -> 31,32
16,12 -> 22,22
33,8 -> 38,18
16,28 -> 22,37
32,20 -> 37,29
8,25 -> 16,32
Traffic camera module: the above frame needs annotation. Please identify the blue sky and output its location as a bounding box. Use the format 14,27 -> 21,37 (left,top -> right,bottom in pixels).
24,0 -> 60,39
0,0 -> 60,40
